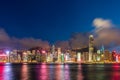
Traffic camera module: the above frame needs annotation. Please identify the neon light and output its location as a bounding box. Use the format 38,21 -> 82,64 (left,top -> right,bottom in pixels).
5,51 -> 10,55
42,50 -> 46,54
0,54 -> 7,56
77,53 -> 81,62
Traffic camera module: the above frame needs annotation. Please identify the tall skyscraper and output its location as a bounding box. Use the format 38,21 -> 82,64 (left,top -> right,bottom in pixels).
89,35 -> 94,62
51,45 -> 57,62
101,44 -> 105,53
52,45 -> 55,54
57,48 -> 61,62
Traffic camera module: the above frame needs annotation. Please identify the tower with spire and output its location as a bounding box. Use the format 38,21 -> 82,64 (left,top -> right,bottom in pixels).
89,35 -> 94,62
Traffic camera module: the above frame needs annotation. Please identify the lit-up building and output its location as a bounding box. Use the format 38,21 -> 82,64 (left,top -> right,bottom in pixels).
77,52 -> 81,62
89,35 -> 94,62
112,51 -> 120,62
96,50 -> 101,61
0,49 -> 8,62
22,51 -> 28,62
9,50 -> 18,62
51,45 -> 57,62
65,52 -> 70,62
52,45 -> 55,55
61,53 -> 64,63
57,48 -> 62,62
0,49 -> 12,62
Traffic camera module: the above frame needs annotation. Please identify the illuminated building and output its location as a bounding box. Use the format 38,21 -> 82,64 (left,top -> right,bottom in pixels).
46,55 -> 51,62
73,46 -> 97,62
83,52 -> 89,62
96,50 -> 101,61
36,50 -> 41,62
77,52 -> 81,62
31,50 -> 36,62
40,50 -> 47,62
18,54 -> 21,62
22,51 -> 28,62
57,48 -> 61,62
116,55 -> 119,62
50,53 -> 53,62
101,45 -> 105,53
89,35 -> 94,62
52,45 -> 55,55
109,53 -> 113,62
61,53 -> 64,63
65,52 -> 70,62
0,50 -> 7,62
104,50 -> 110,62
51,45 -> 57,62
9,50 -> 18,62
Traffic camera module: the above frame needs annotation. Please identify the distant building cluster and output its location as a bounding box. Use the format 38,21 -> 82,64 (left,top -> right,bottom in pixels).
0,35 -> 119,63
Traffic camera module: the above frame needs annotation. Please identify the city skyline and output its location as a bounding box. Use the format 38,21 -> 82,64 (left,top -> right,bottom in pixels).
0,1 -> 120,80
0,0 -> 120,49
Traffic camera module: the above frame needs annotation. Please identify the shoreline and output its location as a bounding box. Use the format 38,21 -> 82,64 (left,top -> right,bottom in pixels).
0,62 -> 120,65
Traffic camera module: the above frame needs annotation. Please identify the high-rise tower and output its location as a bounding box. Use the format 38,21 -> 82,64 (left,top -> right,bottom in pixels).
52,45 -> 55,55
89,35 -> 94,62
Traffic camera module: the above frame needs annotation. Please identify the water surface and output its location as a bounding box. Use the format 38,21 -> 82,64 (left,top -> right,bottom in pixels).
0,63 -> 120,80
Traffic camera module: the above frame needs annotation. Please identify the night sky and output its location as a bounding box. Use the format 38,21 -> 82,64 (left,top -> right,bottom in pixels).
0,0 -> 120,43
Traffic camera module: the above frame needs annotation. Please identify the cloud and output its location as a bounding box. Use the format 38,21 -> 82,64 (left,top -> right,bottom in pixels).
94,28 -> 120,48
55,40 -> 70,51
66,18 -> 120,49
0,28 -> 50,49
93,18 -> 114,32
0,29 -> 10,42
69,33 -> 89,49
18,38 -> 50,49
0,17 -> 119,50
93,18 -> 120,48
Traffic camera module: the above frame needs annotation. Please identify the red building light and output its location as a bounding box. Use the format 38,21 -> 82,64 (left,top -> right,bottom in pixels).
42,50 -> 46,54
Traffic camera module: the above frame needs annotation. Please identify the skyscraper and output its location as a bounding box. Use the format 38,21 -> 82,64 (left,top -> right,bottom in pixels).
52,45 -> 55,54
89,35 -> 94,62
57,48 -> 61,62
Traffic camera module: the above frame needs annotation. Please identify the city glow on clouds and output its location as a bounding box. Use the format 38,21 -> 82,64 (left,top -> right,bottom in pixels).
0,17 -> 120,49
0,28 -> 50,49
93,18 -> 120,48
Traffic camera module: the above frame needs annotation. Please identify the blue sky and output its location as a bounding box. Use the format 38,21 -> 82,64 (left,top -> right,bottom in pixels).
0,0 -> 120,43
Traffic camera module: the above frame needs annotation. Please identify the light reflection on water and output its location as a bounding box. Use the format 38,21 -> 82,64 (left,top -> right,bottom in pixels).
65,64 -> 70,80
54,64 -> 70,80
39,64 -> 48,80
0,63 -> 13,80
21,64 -> 28,80
77,65 -> 84,80
0,63 -> 120,80
0,64 -> 4,80
4,64 -> 13,80
111,64 -> 120,80
49,64 -> 55,80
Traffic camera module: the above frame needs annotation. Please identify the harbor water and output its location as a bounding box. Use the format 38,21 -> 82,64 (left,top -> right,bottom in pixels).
0,63 -> 120,80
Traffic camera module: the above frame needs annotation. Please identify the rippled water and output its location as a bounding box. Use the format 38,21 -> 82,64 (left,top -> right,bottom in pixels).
0,63 -> 120,80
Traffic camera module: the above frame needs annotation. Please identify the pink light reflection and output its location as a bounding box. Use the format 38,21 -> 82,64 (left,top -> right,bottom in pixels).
77,65 -> 84,80
111,64 -> 120,80
55,64 -> 65,80
39,64 -> 48,80
65,64 -> 70,80
21,64 -> 28,80
0,65 -> 4,80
